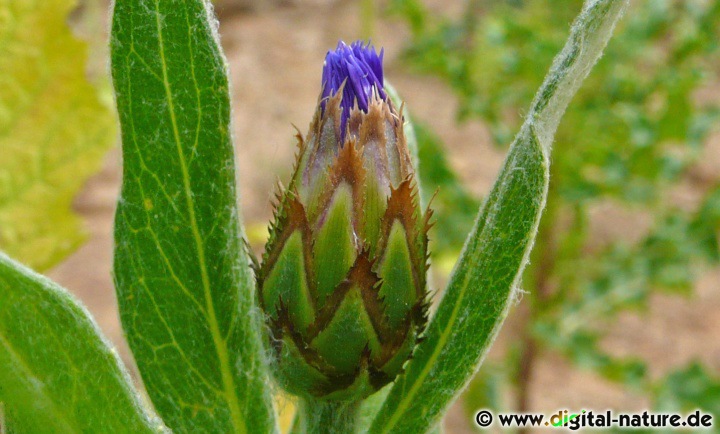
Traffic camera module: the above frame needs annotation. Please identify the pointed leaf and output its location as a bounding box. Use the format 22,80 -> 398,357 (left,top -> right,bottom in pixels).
313,185 -> 357,304
311,289 -> 381,373
385,82 -> 423,206
377,221 -> 416,327
370,1 -> 629,432
0,252 -> 160,433
264,231 -> 315,330
110,0 -> 276,432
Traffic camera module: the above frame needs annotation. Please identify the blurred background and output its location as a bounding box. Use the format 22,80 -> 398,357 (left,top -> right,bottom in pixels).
2,0 -> 719,432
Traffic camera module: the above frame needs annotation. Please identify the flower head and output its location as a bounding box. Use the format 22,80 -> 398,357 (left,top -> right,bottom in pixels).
321,41 -> 386,139
257,41 -> 430,401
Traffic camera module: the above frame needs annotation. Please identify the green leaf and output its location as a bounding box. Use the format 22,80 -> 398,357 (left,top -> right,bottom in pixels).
0,0 -> 116,271
110,1 -> 276,432
0,252 -> 160,433
369,1 -> 628,432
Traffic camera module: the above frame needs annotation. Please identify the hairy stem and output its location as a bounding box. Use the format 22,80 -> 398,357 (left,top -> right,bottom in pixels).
298,398 -> 361,434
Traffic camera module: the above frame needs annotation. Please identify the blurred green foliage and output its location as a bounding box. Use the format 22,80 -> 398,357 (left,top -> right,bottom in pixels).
0,0 -> 115,271
415,122 -> 481,256
389,0 -> 720,422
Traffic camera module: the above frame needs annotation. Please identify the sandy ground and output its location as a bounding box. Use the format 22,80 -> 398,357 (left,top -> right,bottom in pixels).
48,2 -> 720,432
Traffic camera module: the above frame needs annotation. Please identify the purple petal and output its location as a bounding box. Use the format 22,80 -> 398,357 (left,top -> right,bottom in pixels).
320,40 -> 387,141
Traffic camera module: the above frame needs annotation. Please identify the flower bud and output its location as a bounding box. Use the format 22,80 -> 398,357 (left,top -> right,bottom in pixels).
257,41 -> 431,401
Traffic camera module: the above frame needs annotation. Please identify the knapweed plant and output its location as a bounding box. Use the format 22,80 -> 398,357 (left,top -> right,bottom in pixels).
0,0 -> 627,433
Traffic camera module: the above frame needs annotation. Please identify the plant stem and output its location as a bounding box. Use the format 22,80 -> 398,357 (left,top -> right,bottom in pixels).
298,398 -> 361,434
516,334 -> 537,416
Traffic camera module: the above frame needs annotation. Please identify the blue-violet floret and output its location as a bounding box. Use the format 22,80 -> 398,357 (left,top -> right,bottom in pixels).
321,41 -> 386,136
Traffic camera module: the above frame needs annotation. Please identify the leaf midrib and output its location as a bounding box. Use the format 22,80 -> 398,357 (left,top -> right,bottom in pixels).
152,3 -> 246,433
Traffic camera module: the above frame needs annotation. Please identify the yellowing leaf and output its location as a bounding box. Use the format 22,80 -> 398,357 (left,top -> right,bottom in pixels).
0,0 -> 115,270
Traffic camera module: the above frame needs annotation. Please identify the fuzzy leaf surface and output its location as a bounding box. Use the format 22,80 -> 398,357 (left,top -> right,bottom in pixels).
369,1 -> 628,432
110,1 -> 276,432
0,253 -> 159,433
0,0 -> 116,271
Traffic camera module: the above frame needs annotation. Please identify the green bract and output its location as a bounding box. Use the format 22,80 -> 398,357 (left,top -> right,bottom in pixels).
257,87 -> 431,400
